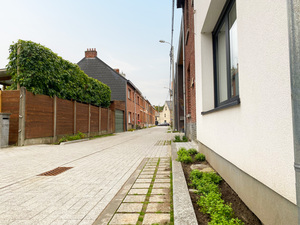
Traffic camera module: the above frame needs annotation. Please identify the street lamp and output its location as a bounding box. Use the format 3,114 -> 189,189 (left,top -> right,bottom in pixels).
159,39 -> 175,130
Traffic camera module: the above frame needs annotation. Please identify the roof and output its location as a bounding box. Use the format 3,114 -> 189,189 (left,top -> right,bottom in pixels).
127,80 -> 142,95
78,57 -> 127,102
166,101 -> 173,111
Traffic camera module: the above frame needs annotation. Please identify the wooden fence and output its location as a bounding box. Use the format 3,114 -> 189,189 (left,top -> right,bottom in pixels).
0,87 -> 117,146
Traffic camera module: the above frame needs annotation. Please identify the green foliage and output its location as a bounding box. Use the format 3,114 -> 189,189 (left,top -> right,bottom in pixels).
177,148 -> 193,163
195,153 -> 206,162
188,148 -> 198,155
173,135 -> 188,142
190,169 -> 243,225
7,40 -> 111,107
58,132 -> 86,144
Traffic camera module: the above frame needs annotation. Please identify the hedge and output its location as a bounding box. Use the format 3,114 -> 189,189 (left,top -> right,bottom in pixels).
6,40 -> 111,107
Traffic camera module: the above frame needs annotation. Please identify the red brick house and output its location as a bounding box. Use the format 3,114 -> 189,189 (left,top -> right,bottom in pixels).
175,0 -> 197,139
78,49 -> 156,131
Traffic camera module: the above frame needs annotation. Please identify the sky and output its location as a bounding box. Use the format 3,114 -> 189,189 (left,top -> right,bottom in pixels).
0,0 -> 182,106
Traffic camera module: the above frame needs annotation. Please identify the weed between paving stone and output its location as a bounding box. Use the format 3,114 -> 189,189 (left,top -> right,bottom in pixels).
136,159 -> 160,225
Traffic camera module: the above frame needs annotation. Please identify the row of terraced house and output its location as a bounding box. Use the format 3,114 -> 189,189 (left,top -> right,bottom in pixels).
78,48 -> 155,132
173,0 -> 300,224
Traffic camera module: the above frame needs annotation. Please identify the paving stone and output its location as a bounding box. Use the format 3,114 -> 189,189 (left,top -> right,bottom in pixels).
138,174 -> 153,179
117,203 -> 143,213
155,174 -> 170,179
149,195 -> 170,203
140,171 -> 155,175
146,203 -> 170,213
136,179 -> 152,183
155,178 -> 170,183
142,213 -> 170,225
151,189 -> 170,195
128,189 -> 149,195
124,195 -> 146,203
110,213 -> 139,224
156,171 -> 170,175
153,183 -> 170,189
132,183 -> 151,189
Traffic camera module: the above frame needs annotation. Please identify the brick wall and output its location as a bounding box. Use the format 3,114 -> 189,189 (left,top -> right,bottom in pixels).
183,0 -> 197,140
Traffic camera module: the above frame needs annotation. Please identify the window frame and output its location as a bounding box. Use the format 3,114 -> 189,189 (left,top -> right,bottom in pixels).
212,0 -> 239,108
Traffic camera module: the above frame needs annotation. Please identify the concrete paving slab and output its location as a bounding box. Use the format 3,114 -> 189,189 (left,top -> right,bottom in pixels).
149,195 -> 170,203
151,189 -> 170,195
155,174 -> 170,179
142,213 -> 170,225
155,178 -> 170,183
146,203 -> 170,213
123,195 -> 146,203
117,203 -> 143,213
153,183 -> 170,188
138,175 -> 153,179
132,183 -> 151,189
128,189 -> 149,195
109,213 -> 139,224
135,179 -> 152,183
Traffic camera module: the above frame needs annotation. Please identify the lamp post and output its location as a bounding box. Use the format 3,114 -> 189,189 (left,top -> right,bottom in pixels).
159,40 -> 175,130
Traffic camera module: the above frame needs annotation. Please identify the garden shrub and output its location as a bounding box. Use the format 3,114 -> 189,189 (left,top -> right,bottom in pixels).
195,153 -> 206,162
7,40 -> 111,107
177,148 -> 193,163
190,170 -> 243,225
174,135 -> 188,142
188,148 -> 198,155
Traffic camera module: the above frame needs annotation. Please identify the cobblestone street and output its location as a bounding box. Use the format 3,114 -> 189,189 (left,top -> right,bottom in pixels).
0,127 -> 174,225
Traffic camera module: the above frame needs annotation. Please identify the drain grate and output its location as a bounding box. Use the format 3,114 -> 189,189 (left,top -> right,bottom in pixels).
38,167 -> 73,176
155,140 -> 171,146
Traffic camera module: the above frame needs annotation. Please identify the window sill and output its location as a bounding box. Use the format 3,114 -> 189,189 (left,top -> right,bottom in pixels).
201,98 -> 240,115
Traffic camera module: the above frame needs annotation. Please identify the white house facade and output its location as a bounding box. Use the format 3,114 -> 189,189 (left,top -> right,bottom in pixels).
194,0 -> 296,224
158,101 -> 172,124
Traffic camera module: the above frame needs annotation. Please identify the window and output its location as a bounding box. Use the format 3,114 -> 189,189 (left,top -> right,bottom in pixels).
128,89 -> 131,99
213,0 -> 239,107
137,96 -> 139,105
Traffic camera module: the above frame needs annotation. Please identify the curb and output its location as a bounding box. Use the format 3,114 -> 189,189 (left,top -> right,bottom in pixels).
59,138 -> 89,145
172,142 -> 198,225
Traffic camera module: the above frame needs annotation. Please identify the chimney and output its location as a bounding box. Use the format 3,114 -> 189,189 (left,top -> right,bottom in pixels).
85,48 -> 97,58
114,69 -> 120,74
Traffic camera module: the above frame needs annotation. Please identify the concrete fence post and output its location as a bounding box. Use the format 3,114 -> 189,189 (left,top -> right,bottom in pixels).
99,107 -> 101,135
53,95 -> 57,143
18,87 -> 26,146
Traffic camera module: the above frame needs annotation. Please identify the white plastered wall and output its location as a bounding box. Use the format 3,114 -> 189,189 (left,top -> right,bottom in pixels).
194,0 -> 296,204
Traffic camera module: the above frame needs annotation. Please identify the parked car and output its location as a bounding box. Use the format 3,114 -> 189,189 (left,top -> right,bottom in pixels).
157,122 -> 170,126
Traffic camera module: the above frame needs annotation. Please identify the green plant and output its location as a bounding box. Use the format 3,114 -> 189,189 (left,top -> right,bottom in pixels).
182,136 -> 188,142
174,135 -> 181,142
7,40 -> 111,107
58,131 -> 87,144
195,153 -> 206,162
190,169 -> 243,225
188,148 -> 198,155
177,148 -> 193,163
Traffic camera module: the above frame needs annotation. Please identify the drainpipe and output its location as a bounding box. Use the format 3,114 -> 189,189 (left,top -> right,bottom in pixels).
181,16 -> 186,134
287,0 -> 300,222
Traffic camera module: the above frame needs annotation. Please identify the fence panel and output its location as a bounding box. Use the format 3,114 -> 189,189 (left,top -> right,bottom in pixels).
101,108 -> 108,132
57,98 -> 74,136
1,90 -> 20,144
90,105 -> 99,133
76,102 -> 89,133
25,92 -> 54,139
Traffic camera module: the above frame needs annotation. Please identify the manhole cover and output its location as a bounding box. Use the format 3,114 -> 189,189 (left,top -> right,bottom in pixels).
38,167 -> 73,176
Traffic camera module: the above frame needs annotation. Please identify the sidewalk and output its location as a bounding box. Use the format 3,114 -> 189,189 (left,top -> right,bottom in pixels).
0,127 -> 173,225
